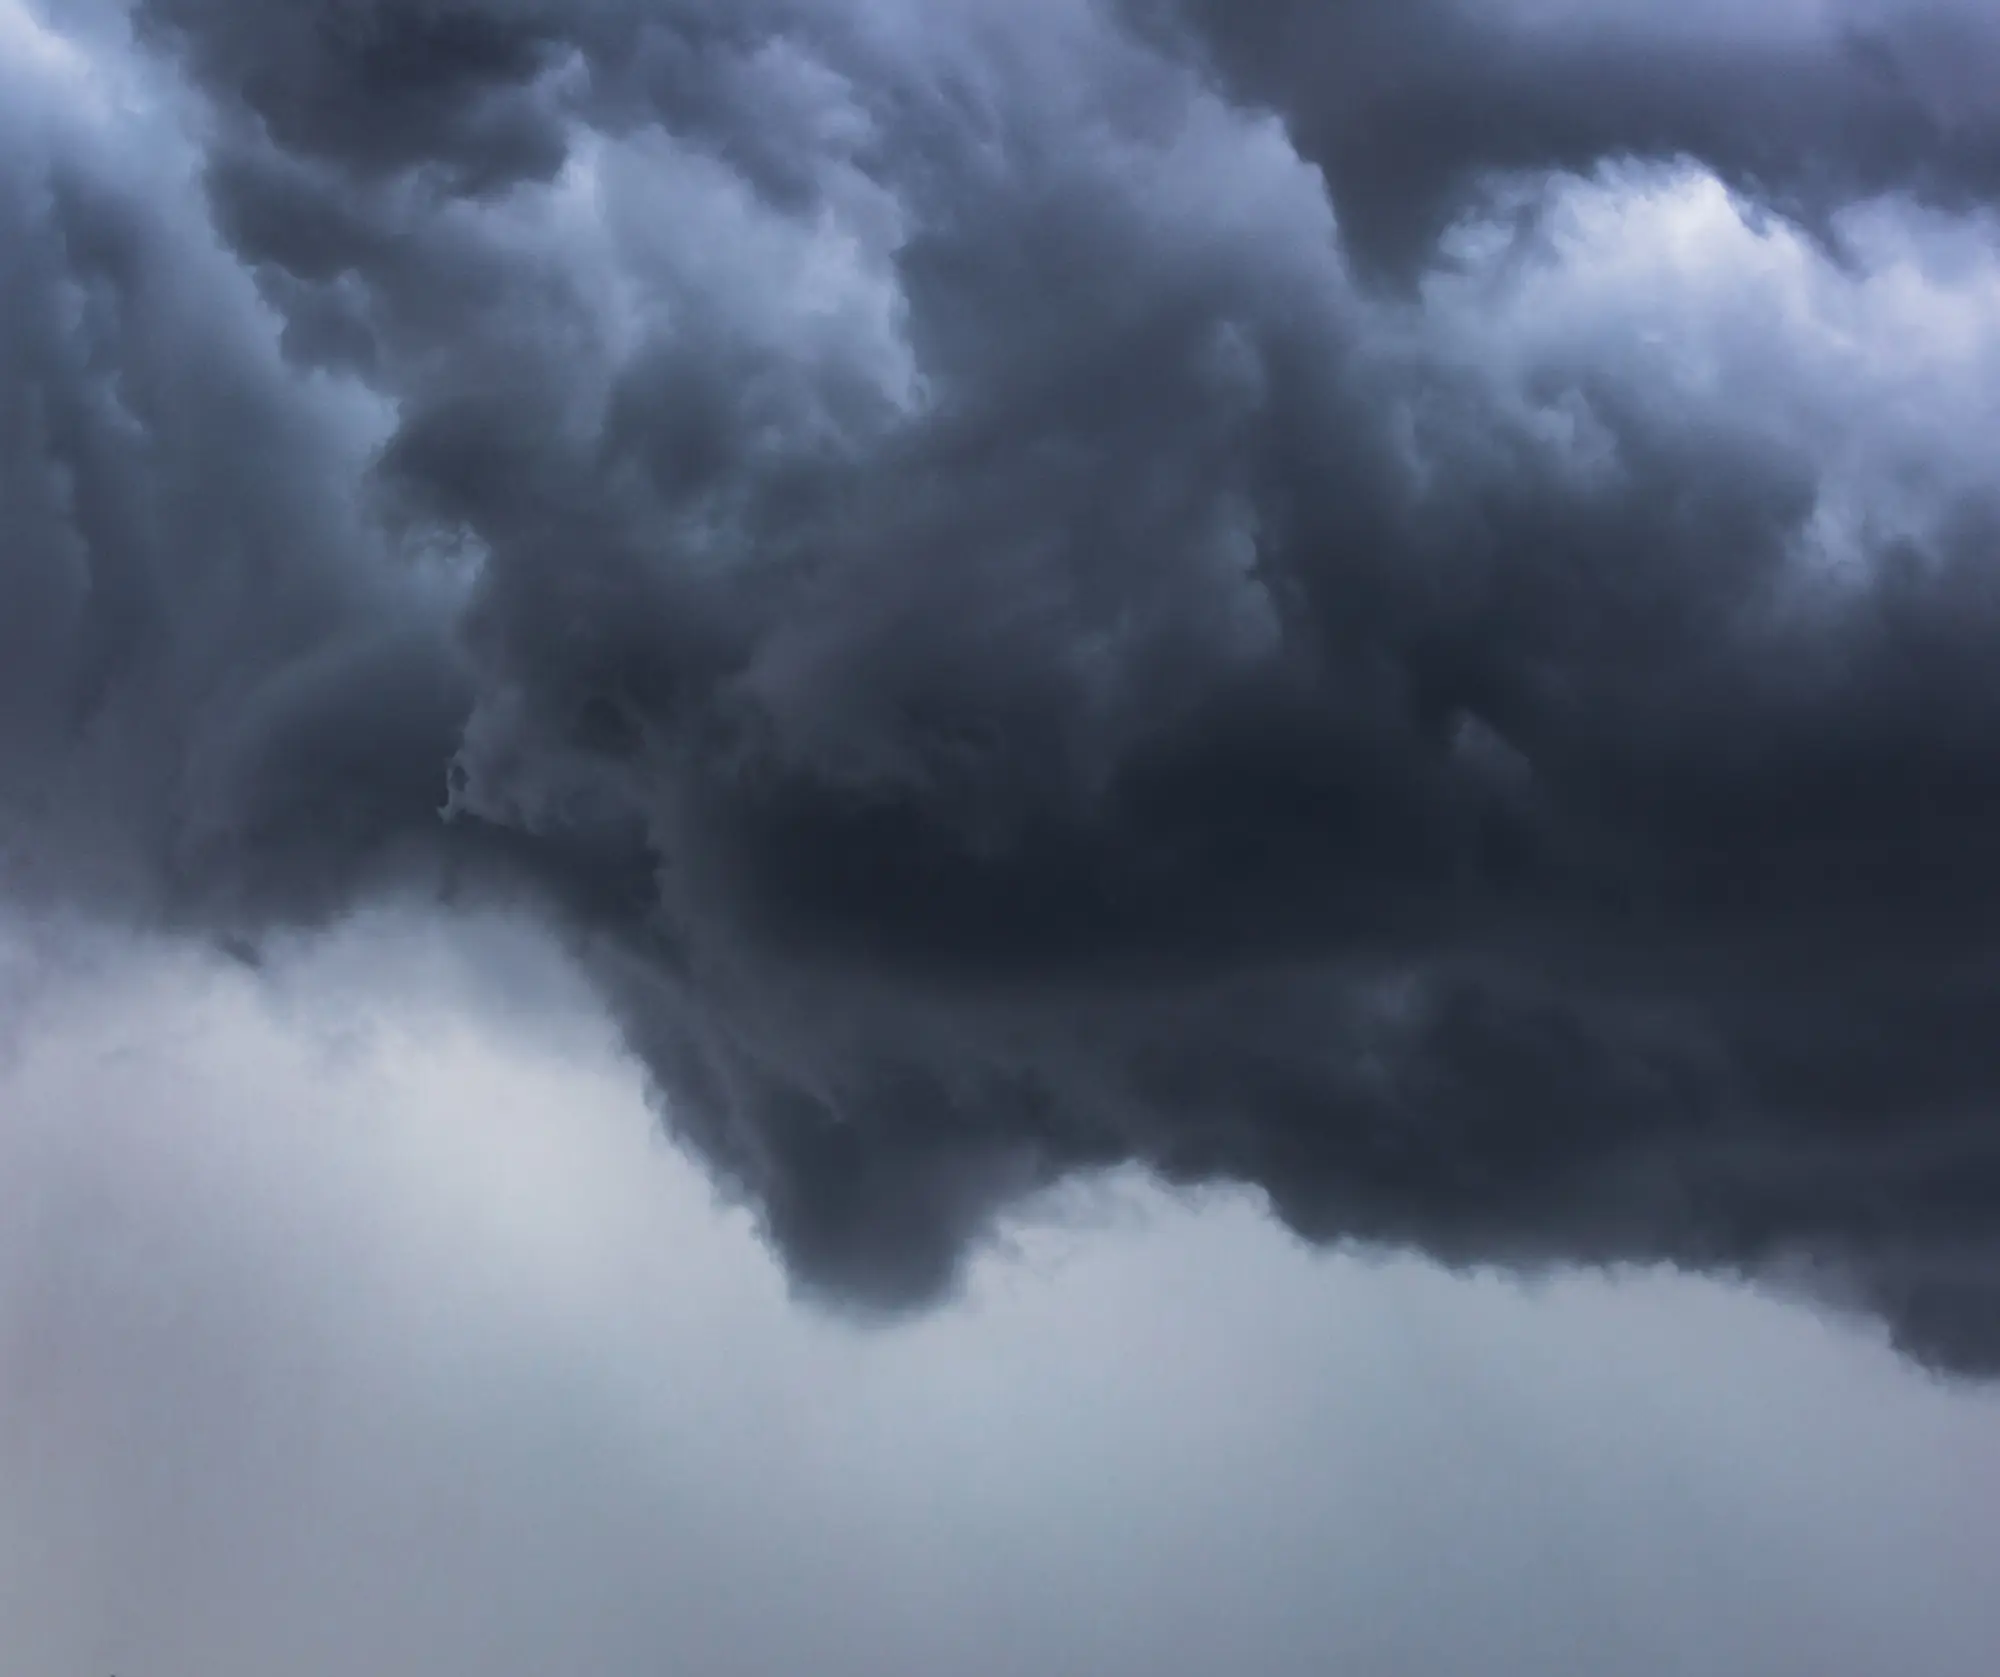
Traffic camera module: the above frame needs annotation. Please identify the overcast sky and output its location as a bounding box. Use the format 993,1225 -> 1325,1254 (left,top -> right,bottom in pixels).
5,915 -> 2000,1677
10,0 -> 2000,1668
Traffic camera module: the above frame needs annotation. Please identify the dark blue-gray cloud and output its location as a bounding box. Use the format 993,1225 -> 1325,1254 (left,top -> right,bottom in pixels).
8,0 -> 2000,1366
1132,0 -> 2000,278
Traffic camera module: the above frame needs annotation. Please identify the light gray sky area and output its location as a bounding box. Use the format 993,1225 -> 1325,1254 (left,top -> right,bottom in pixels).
4,917 -> 1999,1677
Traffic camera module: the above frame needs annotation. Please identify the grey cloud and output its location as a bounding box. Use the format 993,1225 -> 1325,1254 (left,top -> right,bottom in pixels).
1133,0 -> 2000,278
10,941 -> 2000,1677
9,0 -> 2000,1366
0,83 -> 466,930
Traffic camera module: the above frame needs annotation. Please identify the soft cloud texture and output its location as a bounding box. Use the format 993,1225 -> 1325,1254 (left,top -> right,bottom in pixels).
5,922 -> 2000,1676
6,0 -> 2000,1363
1134,0 -> 2000,277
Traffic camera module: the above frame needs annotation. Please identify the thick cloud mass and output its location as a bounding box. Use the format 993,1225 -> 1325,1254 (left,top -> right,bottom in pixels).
9,0 -> 2000,1362
1136,0 -> 2000,278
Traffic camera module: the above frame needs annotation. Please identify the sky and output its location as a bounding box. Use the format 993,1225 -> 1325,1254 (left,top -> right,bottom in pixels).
8,0 -> 2000,1668
6,915 -> 2000,1677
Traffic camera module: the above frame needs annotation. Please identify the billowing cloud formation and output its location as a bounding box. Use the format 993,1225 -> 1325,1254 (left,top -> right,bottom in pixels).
1134,0 -> 2000,277
8,0 -> 2000,1363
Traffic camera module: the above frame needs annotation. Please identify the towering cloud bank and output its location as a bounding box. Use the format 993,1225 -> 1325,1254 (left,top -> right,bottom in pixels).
8,0 -> 2000,1364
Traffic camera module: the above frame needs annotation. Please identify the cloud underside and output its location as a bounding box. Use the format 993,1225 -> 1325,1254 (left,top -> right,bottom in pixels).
8,0 -> 2000,1366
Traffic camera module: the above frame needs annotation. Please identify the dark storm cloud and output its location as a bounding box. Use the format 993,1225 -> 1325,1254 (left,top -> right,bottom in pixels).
10,0 -> 2000,1366
0,74 -> 469,929
1133,0 -> 2000,278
